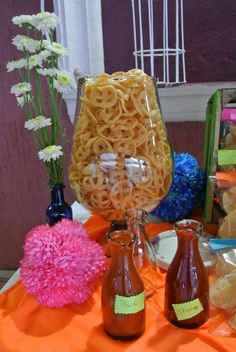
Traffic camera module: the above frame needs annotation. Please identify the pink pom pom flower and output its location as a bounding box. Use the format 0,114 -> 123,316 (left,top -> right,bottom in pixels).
20,219 -> 106,308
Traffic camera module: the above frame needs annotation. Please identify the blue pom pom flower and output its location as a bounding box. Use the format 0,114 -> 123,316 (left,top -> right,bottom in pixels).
152,153 -> 205,221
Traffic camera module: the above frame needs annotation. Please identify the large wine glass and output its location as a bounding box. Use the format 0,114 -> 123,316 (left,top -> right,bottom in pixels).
69,69 -> 173,230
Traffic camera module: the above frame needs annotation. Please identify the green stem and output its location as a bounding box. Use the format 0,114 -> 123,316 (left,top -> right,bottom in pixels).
18,69 -> 24,81
48,77 -> 60,144
46,158 -> 63,186
34,69 -> 44,115
23,52 -> 36,117
29,97 -> 38,116
23,95 -> 30,119
33,71 -> 50,145
24,94 -> 33,119
52,159 -> 59,184
24,52 -> 31,87
39,38 -> 44,51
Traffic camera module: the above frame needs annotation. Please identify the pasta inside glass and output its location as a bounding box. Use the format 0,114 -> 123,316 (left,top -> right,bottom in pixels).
69,70 -> 173,222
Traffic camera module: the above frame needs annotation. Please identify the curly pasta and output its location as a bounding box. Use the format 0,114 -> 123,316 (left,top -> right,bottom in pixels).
69,69 -> 173,221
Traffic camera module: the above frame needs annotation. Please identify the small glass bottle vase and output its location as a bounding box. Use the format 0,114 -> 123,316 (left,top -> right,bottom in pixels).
101,230 -> 146,340
125,208 -> 157,298
46,184 -> 73,226
164,219 -> 209,329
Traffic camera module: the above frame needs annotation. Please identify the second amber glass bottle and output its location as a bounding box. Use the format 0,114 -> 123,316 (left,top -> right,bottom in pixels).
164,219 -> 209,329
101,230 -> 146,340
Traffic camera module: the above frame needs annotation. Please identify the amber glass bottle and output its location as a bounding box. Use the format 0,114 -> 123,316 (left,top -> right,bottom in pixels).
101,230 -> 146,340
164,219 -> 209,329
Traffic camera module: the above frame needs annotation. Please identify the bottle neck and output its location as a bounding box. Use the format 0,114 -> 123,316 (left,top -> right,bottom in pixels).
126,209 -> 148,241
108,230 -> 137,272
128,221 -> 147,242
176,230 -> 200,257
110,244 -> 135,271
50,184 -> 65,204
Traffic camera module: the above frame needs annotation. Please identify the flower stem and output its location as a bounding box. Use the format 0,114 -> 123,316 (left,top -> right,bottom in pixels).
34,69 -> 44,115
48,77 -> 60,144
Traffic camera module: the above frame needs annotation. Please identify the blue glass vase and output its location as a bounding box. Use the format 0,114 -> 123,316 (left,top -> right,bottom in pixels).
46,184 -> 73,226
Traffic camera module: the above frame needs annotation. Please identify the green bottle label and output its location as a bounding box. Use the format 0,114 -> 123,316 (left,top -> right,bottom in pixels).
114,291 -> 145,314
172,298 -> 203,321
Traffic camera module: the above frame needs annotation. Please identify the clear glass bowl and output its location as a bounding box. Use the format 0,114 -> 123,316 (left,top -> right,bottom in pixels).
69,70 -> 173,223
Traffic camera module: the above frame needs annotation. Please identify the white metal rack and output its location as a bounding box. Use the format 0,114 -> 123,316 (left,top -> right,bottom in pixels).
131,0 -> 186,86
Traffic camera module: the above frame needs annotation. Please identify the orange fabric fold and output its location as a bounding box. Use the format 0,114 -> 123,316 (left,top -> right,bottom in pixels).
0,216 -> 235,352
216,171 -> 236,184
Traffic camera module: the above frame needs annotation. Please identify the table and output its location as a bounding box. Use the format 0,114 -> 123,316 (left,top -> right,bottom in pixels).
0,208 -> 235,352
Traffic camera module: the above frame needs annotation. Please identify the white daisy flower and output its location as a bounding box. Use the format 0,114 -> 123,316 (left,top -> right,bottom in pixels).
54,71 -> 74,93
17,95 -> 32,107
38,50 -> 51,61
24,116 -> 52,131
42,39 -> 50,48
37,68 -> 58,77
27,54 -> 43,69
11,82 -> 32,97
38,145 -> 63,162
12,15 -> 34,27
43,40 -> 68,56
16,96 -> 25,107
12,35 -> 40,53
32,12 -> 60,34
6,58 -> 26,72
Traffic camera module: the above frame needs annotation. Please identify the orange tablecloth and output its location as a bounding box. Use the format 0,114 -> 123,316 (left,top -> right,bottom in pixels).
0,216 -> 235,352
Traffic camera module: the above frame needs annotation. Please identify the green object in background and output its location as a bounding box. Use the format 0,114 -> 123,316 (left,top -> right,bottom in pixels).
203,88 -> 236,223
218,150 -> 236,165
203,90 -> 221,223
